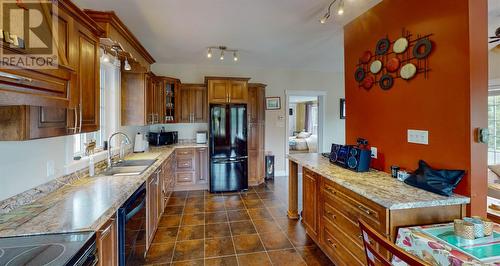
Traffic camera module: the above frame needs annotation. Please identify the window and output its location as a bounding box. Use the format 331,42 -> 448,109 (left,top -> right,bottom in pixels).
73,67 -> 106,156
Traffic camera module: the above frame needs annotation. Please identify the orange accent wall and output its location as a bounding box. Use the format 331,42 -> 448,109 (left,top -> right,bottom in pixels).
344,0 -> 488,215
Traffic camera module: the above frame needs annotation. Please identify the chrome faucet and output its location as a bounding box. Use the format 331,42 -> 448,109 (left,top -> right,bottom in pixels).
107,132 -> 131,168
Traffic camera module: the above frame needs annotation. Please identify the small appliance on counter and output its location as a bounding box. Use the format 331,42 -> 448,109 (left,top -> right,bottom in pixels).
133,132 -> 147,152
196,131 -> 207,144
0,231 -> 97,265
148,131 -> 178,146
329,138 -> 371,172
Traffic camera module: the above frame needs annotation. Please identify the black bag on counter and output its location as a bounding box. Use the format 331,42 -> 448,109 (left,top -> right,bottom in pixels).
403,160 -> 465,197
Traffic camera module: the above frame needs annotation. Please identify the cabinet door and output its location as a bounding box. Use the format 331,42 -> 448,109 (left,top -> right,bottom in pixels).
74,22 -> 100,132
248,123 -> 259,150
248,150 -> 258,185
29,106 -> 68,139
97,216 -> 117,266
191,87 -> 207,123
156,171 -> 163,222
248,87 -> 258,123
228,80 -> 248,103
303,168 -> 319,238
196,148 -> 208,184
208,80 -> 228,103
179,87 -> 191,123
154,79 -> 164,124
256,87 -> 266,123
146,175 -> 158,248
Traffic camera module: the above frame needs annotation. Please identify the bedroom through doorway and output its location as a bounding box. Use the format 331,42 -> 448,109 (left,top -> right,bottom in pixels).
288,96 -> 319,154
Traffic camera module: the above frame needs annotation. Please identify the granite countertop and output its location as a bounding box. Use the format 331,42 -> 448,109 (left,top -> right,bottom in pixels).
288,153 -> 470,210
0,143 -> 207,238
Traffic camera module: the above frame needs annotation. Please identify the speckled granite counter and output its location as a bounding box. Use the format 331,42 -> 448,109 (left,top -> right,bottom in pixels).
288,153 -> 470,210
0,143 -> 207,237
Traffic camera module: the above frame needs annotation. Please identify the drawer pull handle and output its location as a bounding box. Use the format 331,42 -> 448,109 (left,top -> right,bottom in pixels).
325,187 -> 335,194
325,211 -> 336,220
327,238 -> 336,248
358,205 -> 372,215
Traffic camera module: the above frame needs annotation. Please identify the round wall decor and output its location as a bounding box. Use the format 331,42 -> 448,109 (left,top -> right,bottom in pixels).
375,38 -> 390,55
354,67 -> 366,82
362,76 -> 375,90
386,57 -> 400,73
400,63 -> 417,80
393,37 -> 409,54
370,60 -> 382,74
379,74 -> 394,90
360,51 -> 372,63
413,38 -> 432,59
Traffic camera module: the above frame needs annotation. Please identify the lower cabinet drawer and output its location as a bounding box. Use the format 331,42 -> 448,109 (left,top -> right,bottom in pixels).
176,172 -> 195,184
323,201 -> 363,245
324,219 -> 366,265
321,225 -> 364,266
177,158 -> 194,170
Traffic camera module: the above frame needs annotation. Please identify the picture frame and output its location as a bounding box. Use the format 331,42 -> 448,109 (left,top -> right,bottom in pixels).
340,98 -> 346,119
266,97 -> 281,110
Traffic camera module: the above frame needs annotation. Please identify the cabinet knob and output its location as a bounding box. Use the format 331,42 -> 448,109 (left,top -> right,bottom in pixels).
327,238 -> 336,248
357,205 -> 372,215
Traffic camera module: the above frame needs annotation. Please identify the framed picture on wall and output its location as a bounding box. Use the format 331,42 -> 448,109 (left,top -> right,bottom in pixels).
340,98 -> 346,119
266,97 -> 281,110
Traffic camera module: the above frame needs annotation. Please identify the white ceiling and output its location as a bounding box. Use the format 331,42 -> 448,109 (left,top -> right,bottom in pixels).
74,0 -> 381,72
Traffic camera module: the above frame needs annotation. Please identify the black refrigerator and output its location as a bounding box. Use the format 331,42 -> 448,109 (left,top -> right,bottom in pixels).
209,104 -> 248,192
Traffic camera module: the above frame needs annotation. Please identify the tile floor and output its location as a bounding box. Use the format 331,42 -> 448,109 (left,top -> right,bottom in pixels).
138,177 -> 333,265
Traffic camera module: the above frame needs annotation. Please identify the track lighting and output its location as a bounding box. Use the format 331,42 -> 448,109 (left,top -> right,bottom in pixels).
320,0 -> 346,24
206,46 -> 239,62
337,0 -> 344,15
124,58 -> 131,71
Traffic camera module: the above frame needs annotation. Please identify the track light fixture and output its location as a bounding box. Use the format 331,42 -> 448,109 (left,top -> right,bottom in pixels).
206,46 -> 239,62
320,0 -> 345,24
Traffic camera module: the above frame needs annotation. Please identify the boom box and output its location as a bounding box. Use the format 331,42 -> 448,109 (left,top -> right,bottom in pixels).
330,144 -> 371,172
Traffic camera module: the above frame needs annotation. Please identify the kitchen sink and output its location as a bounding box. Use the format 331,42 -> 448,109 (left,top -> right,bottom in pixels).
100,159 -> 157,176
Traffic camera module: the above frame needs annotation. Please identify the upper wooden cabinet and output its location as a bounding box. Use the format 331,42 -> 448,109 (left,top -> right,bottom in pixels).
206,77 -> 249,104
179,84 -> 207,123
0,0 -> 104,140
156,77 -> 180,124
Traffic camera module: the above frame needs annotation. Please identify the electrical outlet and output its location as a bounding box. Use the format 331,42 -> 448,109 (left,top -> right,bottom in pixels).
370,147 -> 377,159
407,129 -> 429,145
46,160 -> 55,177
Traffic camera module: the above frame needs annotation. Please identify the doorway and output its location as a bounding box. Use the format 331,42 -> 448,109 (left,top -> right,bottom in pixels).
288,96 -> 319,154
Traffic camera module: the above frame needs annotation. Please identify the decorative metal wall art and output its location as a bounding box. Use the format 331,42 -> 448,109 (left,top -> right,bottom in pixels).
355,28 -> 433,91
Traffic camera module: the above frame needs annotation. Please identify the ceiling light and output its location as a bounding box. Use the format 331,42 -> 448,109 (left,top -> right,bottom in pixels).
220,50 -> 224,61
338,0 -> 344,15
124,58 -> 131,71
233,52 -> 238,62
207,48 -> 212,58
206,46 -> 239,62
320,14 -> 330,24
102,50 -> 110,63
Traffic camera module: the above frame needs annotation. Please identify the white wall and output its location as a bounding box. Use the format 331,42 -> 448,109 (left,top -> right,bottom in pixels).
152,63 -> 346,174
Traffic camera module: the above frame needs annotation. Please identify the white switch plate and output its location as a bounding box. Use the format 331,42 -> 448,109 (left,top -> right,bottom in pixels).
370,147 -> 377,159
46,160 -> 55,177
407,129 -> 429,145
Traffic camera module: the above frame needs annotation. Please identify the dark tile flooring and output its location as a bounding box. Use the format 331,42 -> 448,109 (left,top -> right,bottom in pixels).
139,177 -> 333,265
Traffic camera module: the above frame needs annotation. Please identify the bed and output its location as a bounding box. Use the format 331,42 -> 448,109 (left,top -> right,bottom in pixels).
289,132 -> 317,153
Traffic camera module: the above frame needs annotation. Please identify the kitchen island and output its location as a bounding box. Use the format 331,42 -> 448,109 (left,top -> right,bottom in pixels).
287,153 -> 470,265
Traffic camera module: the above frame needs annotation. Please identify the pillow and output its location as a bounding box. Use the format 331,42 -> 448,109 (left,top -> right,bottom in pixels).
296,132 -> 312,139
403,160 -> 465,197
489,164 -> 500,177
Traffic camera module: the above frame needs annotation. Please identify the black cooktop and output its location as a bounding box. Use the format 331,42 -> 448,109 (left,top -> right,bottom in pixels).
0,231 -> 95,266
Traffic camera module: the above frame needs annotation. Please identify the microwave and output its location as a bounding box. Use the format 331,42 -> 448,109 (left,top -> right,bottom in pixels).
148,131 -> 178,146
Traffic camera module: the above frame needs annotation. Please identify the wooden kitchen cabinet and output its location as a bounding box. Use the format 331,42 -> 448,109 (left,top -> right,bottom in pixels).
179,84 -> 207,123
155,76 -> 180,124
247,83 -> 266,186
146,168 -> 160,249
97,215 -> 117,266
302,168 -> 320,241
0,1 -> 103,140
195,147 -> 209,184
206,77 -> 249,104
299,166 -> 466,266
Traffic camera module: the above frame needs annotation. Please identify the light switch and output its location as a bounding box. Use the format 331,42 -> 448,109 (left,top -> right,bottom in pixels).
370,147 -> 377,159
407,129 -> 429,145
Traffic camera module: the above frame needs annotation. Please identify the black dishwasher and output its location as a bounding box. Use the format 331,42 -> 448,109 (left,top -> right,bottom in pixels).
117,183 -> 146,266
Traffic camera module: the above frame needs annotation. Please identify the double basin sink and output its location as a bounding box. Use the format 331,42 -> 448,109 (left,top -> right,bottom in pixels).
100,159 -> 157,176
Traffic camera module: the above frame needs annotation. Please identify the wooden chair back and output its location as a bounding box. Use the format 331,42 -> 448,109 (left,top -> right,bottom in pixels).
358,219 -> 429,266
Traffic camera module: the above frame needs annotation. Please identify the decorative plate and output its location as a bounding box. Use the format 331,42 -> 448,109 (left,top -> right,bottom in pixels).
400,63 -> 417,80
386,57 -> 400,73
370,60 -> 383,74
393,37 -> 409,54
